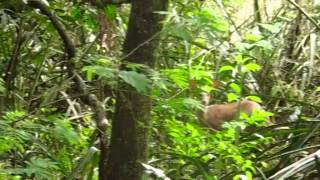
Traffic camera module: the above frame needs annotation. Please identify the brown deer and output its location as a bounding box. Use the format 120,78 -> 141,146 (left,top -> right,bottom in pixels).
199,92 -> 269,130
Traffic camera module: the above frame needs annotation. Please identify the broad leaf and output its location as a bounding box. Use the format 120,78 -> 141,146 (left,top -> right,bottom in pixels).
227,93 -> 239,102
219,65 -> 234,73
259,23 -> 282,34
230,83 -> 241,94
246,96 -> 262,103
244,63 -> 261,72
119,71 -> 151,93
82,65 -> 115,80
255,40 -> 273,50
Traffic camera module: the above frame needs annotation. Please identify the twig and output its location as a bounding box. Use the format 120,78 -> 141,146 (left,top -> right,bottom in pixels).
26,0 -> 107,130
4,24 -> 25,90
214,0 -> 242,41
26,0 -> 109,176
287,0 -> 320,31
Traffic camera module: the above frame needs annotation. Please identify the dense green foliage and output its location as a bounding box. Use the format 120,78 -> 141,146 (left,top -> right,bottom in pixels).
1,0 -> 320,179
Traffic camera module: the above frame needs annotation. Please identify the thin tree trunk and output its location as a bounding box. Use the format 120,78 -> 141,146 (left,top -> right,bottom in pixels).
254,0 -> 261,23
105,0 -> 168,180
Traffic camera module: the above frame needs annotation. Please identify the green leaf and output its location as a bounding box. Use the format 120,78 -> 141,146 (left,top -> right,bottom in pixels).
185,123 -> 200,137
82,66 -> 115,80
245,171 -> 253,180
259,111 -> 274,117
251,110 -> 274,124
219,65 -> 234,73
235,55 -> 245,64
162,67 -> 189,88
23,157 -> 59,179
104,5 -> 117,19
84,67 -> 94,81
83,14 -> 97,31
245,33 -> 262,42
193,8 -> 228,32
242,160 -> 255,173
183,98 -> 203,110
227,93 -> 239,102
3,111 -> 26,122
70,6 -> 82,20
246,96 -> 262,103
119,71 -> 151,93
96,57 -> 113,66
200,85 -> 214,92
53,120 -> 79,144
230,83 -> 241,94
259,23 -> 282,34
244,63 -> 261,72
235,42 -> 255,52
316,86 -> 320,92
150,71 -> 169,91
261,161 -> 269,168
168,25 -> 192,41
193,38 -> 207,47
255,40 -> 273,50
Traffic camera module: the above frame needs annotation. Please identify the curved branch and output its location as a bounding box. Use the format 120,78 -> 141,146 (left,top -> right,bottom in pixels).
26,0 -> 109,177
88,0 -> 131,7
26,0 -> 107,130
4,25 -> 24,90
27,0 -> 75,58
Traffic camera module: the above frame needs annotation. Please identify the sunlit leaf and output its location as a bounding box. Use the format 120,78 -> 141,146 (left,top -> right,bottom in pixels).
162,67 -> 189,88
219,65 -> 234,73
245,33 -> 262,42
235,55 -> 245,64
227,93 -> 239,102
246,96 -> 262,103
96,58 -> 113,66
230,83 -> 241,94
259,23 -> 282,34
82,65 -> 115,81
200,85 -> 214,92
244,63 -> 261,72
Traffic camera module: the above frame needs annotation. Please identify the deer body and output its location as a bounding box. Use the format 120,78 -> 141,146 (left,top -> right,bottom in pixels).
199,93 -> 263,129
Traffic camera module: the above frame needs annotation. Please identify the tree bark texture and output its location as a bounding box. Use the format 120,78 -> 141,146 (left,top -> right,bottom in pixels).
105,0 -> 168,180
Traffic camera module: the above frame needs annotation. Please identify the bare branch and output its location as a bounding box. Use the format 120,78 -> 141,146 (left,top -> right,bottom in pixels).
287,0 -> 320,31
26,0 -> 108,131
87,0 -> 131,7
27,0 -> 75,58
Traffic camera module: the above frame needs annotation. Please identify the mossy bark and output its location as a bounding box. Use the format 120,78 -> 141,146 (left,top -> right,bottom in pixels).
105,1 -> 168,180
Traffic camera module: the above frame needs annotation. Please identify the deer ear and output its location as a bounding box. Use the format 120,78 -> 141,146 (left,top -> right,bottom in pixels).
212,80 -> 221,89
188,79 -> 197,89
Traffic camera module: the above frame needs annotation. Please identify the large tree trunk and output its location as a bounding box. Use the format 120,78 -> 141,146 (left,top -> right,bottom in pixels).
105,1 -> 168,180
